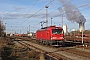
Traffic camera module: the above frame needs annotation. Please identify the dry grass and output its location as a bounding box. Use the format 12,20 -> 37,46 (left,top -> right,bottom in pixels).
27,50 -> 37,58
0,38 -> 8,51
0,37 -> 46,60
39,53 -> 45,60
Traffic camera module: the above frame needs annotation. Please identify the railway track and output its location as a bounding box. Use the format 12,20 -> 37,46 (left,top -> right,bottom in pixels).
58,47 -> 90,59
17,41 -> 70,60
15,40 -> 90,60
12,37 -> 90,60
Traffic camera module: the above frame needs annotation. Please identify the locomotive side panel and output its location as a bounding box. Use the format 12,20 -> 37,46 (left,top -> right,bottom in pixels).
36,30 -> 51,40
36,26 -> 64,41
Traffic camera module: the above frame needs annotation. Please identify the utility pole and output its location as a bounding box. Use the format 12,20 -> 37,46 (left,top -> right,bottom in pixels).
5,23 -> 7,33
58,8 -> 64,27
27,27 -> 28,34
82,22 -> 84,44
45,6 -> 49,27
2,10 -> 4,23
62,14 -> 63,27
20,28 -> 21,34
51,18 -> 53,26
11,26 -> 12,33
0,21 -> 1,37
29,25 -> 30,33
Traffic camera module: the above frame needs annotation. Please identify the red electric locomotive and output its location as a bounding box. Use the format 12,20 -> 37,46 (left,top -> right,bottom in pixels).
36,26 -> 64,45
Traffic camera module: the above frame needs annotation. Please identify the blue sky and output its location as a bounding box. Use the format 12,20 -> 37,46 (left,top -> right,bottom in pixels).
0,0 -> 90,33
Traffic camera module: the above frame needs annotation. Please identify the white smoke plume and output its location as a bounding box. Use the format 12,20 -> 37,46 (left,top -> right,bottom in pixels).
59,0 -> 86,23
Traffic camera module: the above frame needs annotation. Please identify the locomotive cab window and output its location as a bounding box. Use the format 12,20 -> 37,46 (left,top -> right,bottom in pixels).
52,29 -> 63,34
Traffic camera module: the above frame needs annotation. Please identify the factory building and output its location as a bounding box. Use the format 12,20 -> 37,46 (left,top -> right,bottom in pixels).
63,25 -> 68,35
79,22 -> 85,32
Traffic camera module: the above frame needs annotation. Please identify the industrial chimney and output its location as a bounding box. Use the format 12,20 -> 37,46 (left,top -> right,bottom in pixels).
79,22 -> 85,32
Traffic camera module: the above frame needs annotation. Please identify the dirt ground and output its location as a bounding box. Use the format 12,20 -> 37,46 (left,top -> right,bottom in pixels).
0,37 -> 48,60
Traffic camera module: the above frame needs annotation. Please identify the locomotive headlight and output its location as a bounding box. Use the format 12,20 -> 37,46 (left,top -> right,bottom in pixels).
51,36 -> 53,40
51,37 -> 52,40
61,37 -> 64,39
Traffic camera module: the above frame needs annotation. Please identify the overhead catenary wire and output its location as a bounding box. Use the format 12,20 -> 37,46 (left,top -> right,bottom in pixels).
32,0 -> 73,21
24,0 -> 90,27
23,0 -> 72,29
30,5 -> 89,33
15,0 -> 90,26
20,0 -> 55,25
11,0 -> 40,33
48,0 -> 90,20
49,0 -> 73,15
11,0 -> 90,33
32,0 -> 73,26
27,0 -> 39,14
49,2 -> 90,19
19,0 -> 40,24
20,0 -> 71,27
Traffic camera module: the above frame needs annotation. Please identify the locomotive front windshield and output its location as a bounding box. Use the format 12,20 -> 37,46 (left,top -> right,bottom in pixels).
52,29 -> 63,34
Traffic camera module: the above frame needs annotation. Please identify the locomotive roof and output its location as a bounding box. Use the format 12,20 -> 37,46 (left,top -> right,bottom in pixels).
37,26 -> 63,31
41,26 -> 56,29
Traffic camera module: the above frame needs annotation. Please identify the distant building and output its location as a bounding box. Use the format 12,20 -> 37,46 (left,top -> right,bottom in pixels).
79,22 -> 85,32
63,25 -> 68,35
72,29 -> 76,31
67,28 -> 70,32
